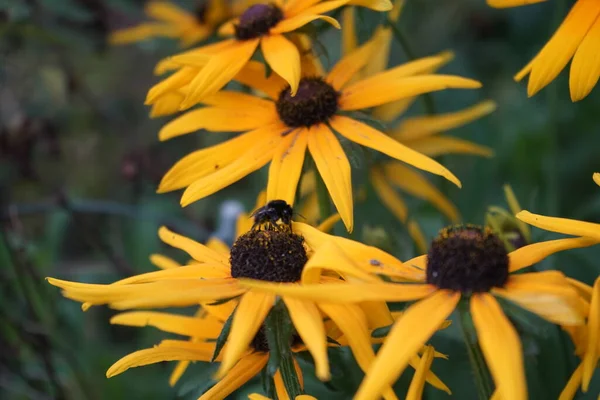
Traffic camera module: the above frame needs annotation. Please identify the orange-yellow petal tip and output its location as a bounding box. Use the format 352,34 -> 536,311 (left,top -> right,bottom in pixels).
592,172 -> 600,186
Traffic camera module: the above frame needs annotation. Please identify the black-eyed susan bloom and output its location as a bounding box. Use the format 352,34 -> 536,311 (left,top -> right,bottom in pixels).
488,0 -> 600,101
241,224 -> 596,400
145,0 -> 392,109
109,0 -> 231,47
156,39 -> 482,232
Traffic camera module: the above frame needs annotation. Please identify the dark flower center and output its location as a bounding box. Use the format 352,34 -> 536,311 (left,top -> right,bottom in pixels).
194,1 -> 208,24
276,77 -> 340,128
426,225 -> 509,293
234,4 -> 283,40
230,230 -> 308,282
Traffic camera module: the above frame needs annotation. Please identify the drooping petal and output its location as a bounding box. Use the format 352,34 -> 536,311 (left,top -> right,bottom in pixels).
570,17 -> 600,101
261,34 -> 301,95
158,226 -> 229,265
267,130 -> 308,205
582,277 -> 600,390
201,353 -> 268,400
370,167 -> 408,222
271,14 -> 340,34
508,237 -> 599,272
158,127 -> 269,193
159,106 -> 277,140
381,162 -> 460,222
517,210 -> 600,241
307,124 -> 354,231
180,39 -> 260,109
340,74 -> 481,110
354,290 -> 460,400
283,298 -> 330,380
326,37 -> 379,90
180,126 -> 285,206
403,136 -> 494,158
470,294 -> 526,400
406,346 -> 435,400
341,7 -> 357,56
110,311 -> 223,338
330,116 -> 461,187
106,340 -> 216,378
238,280 -> 435,303
559,362 -> 583,400
493,272 -> 586,326
217,292 -> 275,378
520,0 -> 600,97
110,263 -> 230,285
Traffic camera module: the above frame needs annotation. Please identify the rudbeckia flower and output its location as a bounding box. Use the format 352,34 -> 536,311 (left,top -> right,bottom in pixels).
156,38 -> 482,231
489,0 -> 600,101
49,204 -> 452,398
241,224 -> 596,400
110,0 -> 231,47
145,0 -> 392,109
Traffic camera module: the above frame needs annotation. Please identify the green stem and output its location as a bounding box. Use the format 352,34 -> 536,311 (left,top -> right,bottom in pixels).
457,300 -> 494,399
387,19 -> 436,115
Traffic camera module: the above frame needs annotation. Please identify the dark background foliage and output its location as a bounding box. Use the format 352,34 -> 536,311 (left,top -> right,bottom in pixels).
0,0 -> 598,398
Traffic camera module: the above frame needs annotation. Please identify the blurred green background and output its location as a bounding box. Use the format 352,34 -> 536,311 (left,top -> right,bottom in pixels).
1,0 -> 598,399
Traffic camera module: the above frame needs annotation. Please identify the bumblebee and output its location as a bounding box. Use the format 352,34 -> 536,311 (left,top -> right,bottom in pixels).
251,200 -> 294,231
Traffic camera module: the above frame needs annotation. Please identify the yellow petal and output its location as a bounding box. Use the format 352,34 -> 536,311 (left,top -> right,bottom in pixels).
284,0 -> 348,18
493,272 -> 586,326
217,292 -> 275,378
570,17 -> 600,101
261,34 -> 301,95
404,136 -> 494,158
146,67 -> 197,105
181,39 -> 259,109
340,74 -> 481,110
110,311 -> 223,338
106,340 -> 215,378
149,92 -> 185,118
202,353 -> 268,400
486,0 -> 546,8
392,100 -> 497,141
284,0 -> 320,15
159,106 -> 277,140
330,116 -> 461,187
111,263 -> 230,285
271,14 -> 341,34
470,293 -> 526,400
180,126 -> 285,206
370,166 -> 408,222
354,290 -> 460,400
593,172 -> 600,186
158,226 -> 229,265
149,253 -> 180,269
504,184 -> 531,242
307,124 -> 354,232
145,2 -> 194,23
582,277 -> 600,390
508,237 -> 599,272
347,0 -> 393,10
341,7 -> 357,56
267,130 -> 308,205
381,162 -> 460,222
202,90 -> 276,111
408,352 -> 451,394
524,0 -> 600,97
283,298 -> 330,380
238,279 -> 435,303
327,37 -> 378,90
232,60 -> 287,99
169,360 -> 190,386
517,210 -> 600,241
406,345 -> 435,400
316,213 -> 341,233
158,128 -> 268,193
318,302 -> 398,400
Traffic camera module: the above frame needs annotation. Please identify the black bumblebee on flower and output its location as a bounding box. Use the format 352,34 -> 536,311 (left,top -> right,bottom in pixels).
251,199 -> 294,232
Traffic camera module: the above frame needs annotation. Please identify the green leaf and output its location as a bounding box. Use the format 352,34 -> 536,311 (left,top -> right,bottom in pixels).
211,305 -> 237,362
371,324 -> 393,338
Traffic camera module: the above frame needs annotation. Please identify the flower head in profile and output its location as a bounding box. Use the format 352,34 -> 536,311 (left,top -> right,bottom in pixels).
145,0 -> 392,109
516,172 -> 600,398
109,0 -> 231,47
156,37 -> 482,231
243,222 -> 595,400
489,0 -> 600,101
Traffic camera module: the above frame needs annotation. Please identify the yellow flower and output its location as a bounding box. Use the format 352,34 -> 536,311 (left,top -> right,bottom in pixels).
336,0 -> 496,249
156,38 -> 482,232
489,0 -> 600,101
109,0 -> 231,47
144,0 -> 392,109
242,224 -> 595,400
